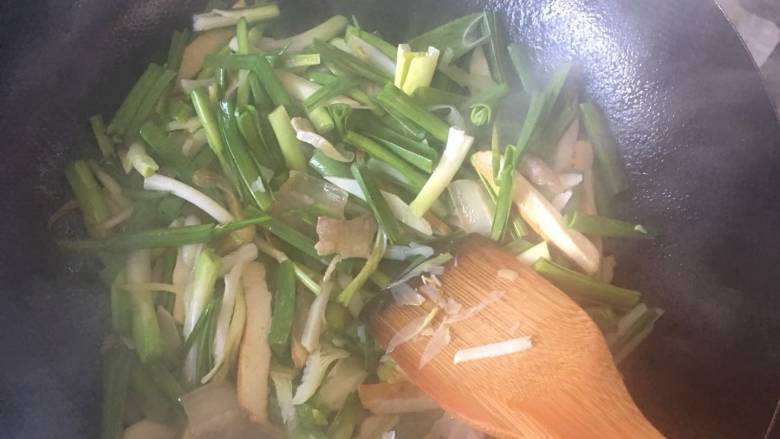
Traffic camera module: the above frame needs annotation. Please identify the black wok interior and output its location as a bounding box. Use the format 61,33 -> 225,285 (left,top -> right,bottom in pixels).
1,0 -> 778,438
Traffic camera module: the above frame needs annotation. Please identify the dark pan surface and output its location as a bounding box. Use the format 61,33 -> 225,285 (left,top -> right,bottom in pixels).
1,0 -> 778,438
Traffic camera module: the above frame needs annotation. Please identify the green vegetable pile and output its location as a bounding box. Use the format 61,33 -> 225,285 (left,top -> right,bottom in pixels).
56,3 -> 663,438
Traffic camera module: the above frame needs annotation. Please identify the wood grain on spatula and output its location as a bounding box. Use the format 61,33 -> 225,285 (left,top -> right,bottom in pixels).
372,236 -> 664,439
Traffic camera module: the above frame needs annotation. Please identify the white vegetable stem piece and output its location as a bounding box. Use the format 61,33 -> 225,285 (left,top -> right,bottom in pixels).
292,345 -> 349,405
616,303 -> 649,337
219,243 -> 258,276
468,45 -> 496,94
167,117 -> 202,133
472,151 -> 601,275
452,336 -> 533,364
324,176 -> 434,236
517,241 -> 550,266
201,261 -> 244,384
276,70 -> 362,107
559,174 -> 584,191
384,243 -> 434,261
448,179 -> 495,236
207,289 -> 247,384
180,78 -> 216,94
123,142 -> 159,177
254,15 -> 348,53
318,356 -> 369,410
182,129 -> 208,158
98,207 -> 134,231
172,217 -> 200,323
237,262 -> 273,424
389,283 -> 425,306
572,140 -> 598,216
325,176 -> 365,199
291,117 -> 354,162
181,215 -> 205,267
192,4 -> 281,32
276,70 -> 321,100
301,281 -> 334,353
347,35 -> 396,76
409,127 -> 475,217
551,190 -> 573,211
183,250 -> 221,337
270,367 -> 296,425
572,140 -> 604,256
599,254 -> 617,283
395,44 -> 440,95
520,155 -> 567,194
144,174 -> 234,224
385,252 -> 452,290
383,191 -> 433,236
126,250 -> 159,362
91,165 -> 128,206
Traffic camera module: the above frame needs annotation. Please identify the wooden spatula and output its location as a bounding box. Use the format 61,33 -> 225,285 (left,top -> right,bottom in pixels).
372,236 -> 664,439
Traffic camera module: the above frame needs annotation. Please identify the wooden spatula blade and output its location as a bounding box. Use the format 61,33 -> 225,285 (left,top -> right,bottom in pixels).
372,236 -> 663,439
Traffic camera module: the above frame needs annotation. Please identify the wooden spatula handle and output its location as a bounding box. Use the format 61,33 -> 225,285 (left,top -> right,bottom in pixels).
373,237 -> 665,438
452,243 -> 665,438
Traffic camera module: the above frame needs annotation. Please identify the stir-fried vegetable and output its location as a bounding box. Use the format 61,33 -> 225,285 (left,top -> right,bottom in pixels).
580,102 -> 629,198
564,211 -> 654,238
338,230 -> 388,306
318,356 -> 369,411
473,151 -> 601,275
59,217 -> 272,252
395,45 -> 440,95
59,5 -> 661,438
408,127 -> 475,217
249,15 -> 348,53
192,4 -> 281,32
126,250 -> 164,363
533,258 -> 640,309
292,344 -> 350,405
101,345 -> 132,439
269,259 -> 297,363
64,161 -> 111,239
237,261 -> 273,424
300,281 -> 334,352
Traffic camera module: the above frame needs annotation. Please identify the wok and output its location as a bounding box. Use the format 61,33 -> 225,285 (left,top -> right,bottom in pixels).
0,0 -> 778,438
